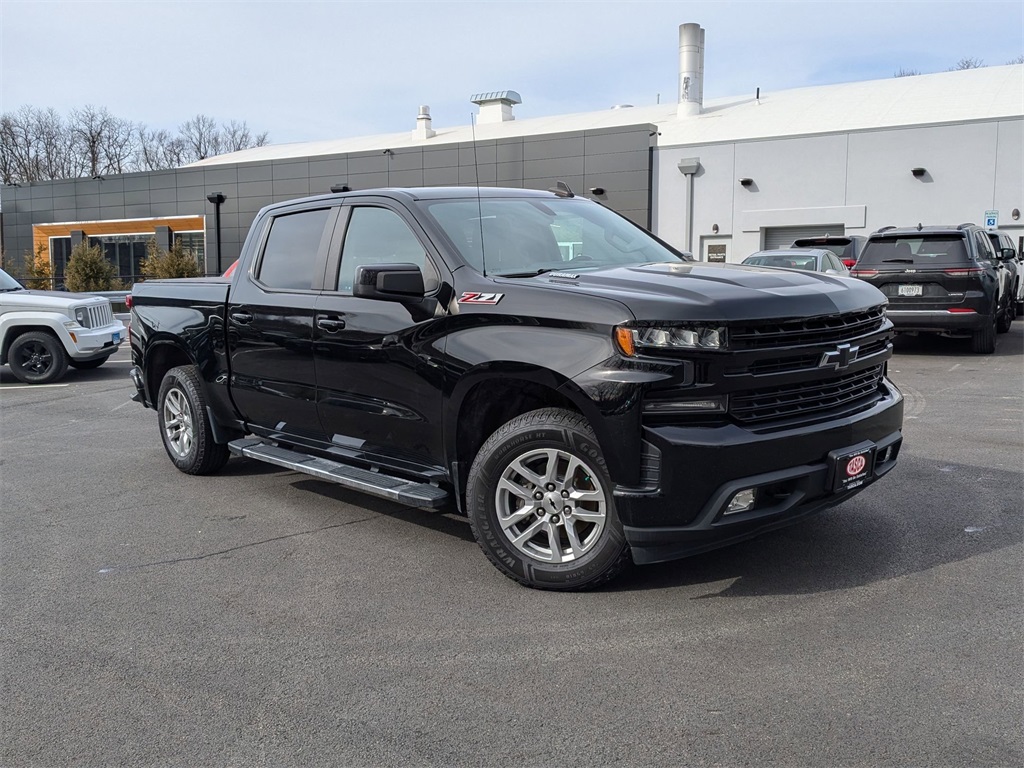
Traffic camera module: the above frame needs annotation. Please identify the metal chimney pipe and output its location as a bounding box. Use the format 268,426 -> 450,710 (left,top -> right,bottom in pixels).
414,105 -> 436,139
678,23 -> 705,117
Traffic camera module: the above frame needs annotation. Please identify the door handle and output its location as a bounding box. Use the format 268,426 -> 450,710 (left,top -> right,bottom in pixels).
317,317 -> 346,332
230,312 -> 254,324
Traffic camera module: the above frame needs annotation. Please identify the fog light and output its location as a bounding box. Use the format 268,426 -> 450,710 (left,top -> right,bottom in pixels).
725,488 -> 756,515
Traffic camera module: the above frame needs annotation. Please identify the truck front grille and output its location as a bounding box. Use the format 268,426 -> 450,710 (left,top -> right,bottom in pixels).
730,306 -> 886,350
731,365 -> 885,424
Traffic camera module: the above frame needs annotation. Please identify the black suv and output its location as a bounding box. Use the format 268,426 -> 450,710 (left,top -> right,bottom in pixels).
986,229 -> 1023,316
851,224 -> 1014,353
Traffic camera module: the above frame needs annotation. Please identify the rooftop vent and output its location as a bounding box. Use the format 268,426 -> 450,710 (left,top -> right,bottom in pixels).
470,90 -> 522,124
413,105 -> 435,140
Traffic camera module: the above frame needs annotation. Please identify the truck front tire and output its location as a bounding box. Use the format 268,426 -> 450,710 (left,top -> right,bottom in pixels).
7,331 -> 69,384
157,366 -> 230,475
466,408 -> 631,591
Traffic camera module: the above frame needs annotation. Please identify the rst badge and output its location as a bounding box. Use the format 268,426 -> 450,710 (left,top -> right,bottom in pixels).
459,292 -> 504,305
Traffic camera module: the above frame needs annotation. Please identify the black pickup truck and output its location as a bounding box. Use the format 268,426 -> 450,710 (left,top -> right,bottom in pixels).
130,186 -> 904,590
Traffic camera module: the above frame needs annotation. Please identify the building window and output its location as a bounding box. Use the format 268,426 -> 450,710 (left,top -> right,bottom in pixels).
48,231 -> 205,282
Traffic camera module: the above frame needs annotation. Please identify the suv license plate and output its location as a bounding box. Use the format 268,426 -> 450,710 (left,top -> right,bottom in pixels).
829,445 -> 876,492
898,284 -> 923,297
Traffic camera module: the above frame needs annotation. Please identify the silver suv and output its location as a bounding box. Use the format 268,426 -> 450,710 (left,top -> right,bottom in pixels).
0,268 -> 126,384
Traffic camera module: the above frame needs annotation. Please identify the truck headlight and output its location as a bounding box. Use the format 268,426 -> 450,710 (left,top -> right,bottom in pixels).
615,324 -> 727,356
74,307 -> 89,327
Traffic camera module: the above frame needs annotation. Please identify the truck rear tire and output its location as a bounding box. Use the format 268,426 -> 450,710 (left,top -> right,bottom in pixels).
466,408 -> 631,591
7,331 -> 69,384
157,365 -> 230,475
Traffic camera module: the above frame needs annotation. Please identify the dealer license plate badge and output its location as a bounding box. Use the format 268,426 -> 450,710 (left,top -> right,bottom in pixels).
829,444 -> 877,492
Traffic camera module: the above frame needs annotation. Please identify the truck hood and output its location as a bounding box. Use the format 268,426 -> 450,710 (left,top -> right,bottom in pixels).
0,289 -> 109,310
528,262 -> 886,321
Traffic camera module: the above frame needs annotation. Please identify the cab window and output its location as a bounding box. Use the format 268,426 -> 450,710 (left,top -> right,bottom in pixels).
336,206 -> 439,293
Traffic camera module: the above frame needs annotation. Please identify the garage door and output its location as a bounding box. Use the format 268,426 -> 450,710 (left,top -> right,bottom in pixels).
763,225 -> 845,250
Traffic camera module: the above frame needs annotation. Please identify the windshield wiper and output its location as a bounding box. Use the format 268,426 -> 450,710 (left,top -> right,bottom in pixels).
882,258 -> 914,263
0,287 -> 25,292
495,268 -> 561,278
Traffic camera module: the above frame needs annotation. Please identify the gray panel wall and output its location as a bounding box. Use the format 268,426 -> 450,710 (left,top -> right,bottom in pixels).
0,124 -> 654,274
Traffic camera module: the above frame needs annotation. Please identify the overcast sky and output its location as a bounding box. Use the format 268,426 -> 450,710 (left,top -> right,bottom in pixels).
2,0 -> 1022,146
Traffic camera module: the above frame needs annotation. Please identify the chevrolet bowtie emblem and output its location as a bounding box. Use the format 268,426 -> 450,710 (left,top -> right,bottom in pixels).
819,343 -> 860,370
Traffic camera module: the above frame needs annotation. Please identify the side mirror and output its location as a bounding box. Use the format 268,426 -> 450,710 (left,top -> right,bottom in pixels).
1003,247 -> 1017,260
353,263 -> 425,301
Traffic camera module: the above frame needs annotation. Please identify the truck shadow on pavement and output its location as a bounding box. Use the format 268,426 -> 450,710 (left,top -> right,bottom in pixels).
612,455 -> 1022,595
222,452 -> 1021,596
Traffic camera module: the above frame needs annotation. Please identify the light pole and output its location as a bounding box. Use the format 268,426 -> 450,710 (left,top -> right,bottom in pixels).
206,192 -> 226,274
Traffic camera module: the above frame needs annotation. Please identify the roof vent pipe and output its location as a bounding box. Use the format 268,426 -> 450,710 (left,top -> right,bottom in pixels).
470,91 -> 522,124
413,105 -> 436,139
677,23 -> 705,117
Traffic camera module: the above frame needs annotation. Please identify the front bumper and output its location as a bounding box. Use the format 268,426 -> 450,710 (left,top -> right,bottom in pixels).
614,378 -> 904,564
68,322 -> 126,361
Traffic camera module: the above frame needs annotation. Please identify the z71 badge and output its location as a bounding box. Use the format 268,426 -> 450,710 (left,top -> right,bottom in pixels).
459,292 -> 504,305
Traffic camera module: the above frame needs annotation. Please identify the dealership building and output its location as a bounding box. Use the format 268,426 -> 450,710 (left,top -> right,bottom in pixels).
2,23 -> 1022,279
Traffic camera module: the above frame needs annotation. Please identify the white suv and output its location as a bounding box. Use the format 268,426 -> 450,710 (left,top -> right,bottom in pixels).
1,268 -> 126,384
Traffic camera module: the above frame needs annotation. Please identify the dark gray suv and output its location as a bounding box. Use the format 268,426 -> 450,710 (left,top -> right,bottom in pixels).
851,224 -> 1014,354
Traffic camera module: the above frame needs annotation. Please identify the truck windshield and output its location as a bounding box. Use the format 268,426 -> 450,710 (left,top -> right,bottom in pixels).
0,268 -> 25,292
422,197 -> 689,276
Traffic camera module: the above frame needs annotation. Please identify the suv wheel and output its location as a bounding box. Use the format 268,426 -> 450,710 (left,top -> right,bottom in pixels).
466,408 -> 631,590
7,331 -> 69,384
996,298 -> 1013,334
971,314 -> 997,354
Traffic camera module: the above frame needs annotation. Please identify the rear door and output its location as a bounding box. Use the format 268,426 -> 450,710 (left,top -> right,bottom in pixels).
228,204 -> 338,440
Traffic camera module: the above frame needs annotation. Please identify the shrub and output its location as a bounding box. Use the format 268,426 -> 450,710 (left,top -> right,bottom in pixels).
139,237 -> 202,279
18,243 -> 54,289
64,242 -> 120,292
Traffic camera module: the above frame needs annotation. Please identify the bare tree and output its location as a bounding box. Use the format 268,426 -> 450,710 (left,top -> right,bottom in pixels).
894,67 -> 921,78
1007,55 -> 1024,65
71,105 -> 117,177
179,114 -> 221,162
102,116 -> 138,175
0,106 -> 271,182
949,57 -> 984,70
221,120 -> 272,153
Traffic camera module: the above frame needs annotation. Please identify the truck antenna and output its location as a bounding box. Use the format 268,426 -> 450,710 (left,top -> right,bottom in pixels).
471,113 -> 487,277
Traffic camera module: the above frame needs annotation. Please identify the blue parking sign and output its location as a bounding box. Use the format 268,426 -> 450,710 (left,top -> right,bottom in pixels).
985,210 -> 998,228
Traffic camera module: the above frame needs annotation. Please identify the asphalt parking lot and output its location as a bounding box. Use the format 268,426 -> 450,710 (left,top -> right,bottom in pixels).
2,326 -> 1021,767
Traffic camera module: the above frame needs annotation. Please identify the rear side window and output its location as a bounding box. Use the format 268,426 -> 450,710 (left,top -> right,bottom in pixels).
256,208 -> 331,290
858,235 -> 971,268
